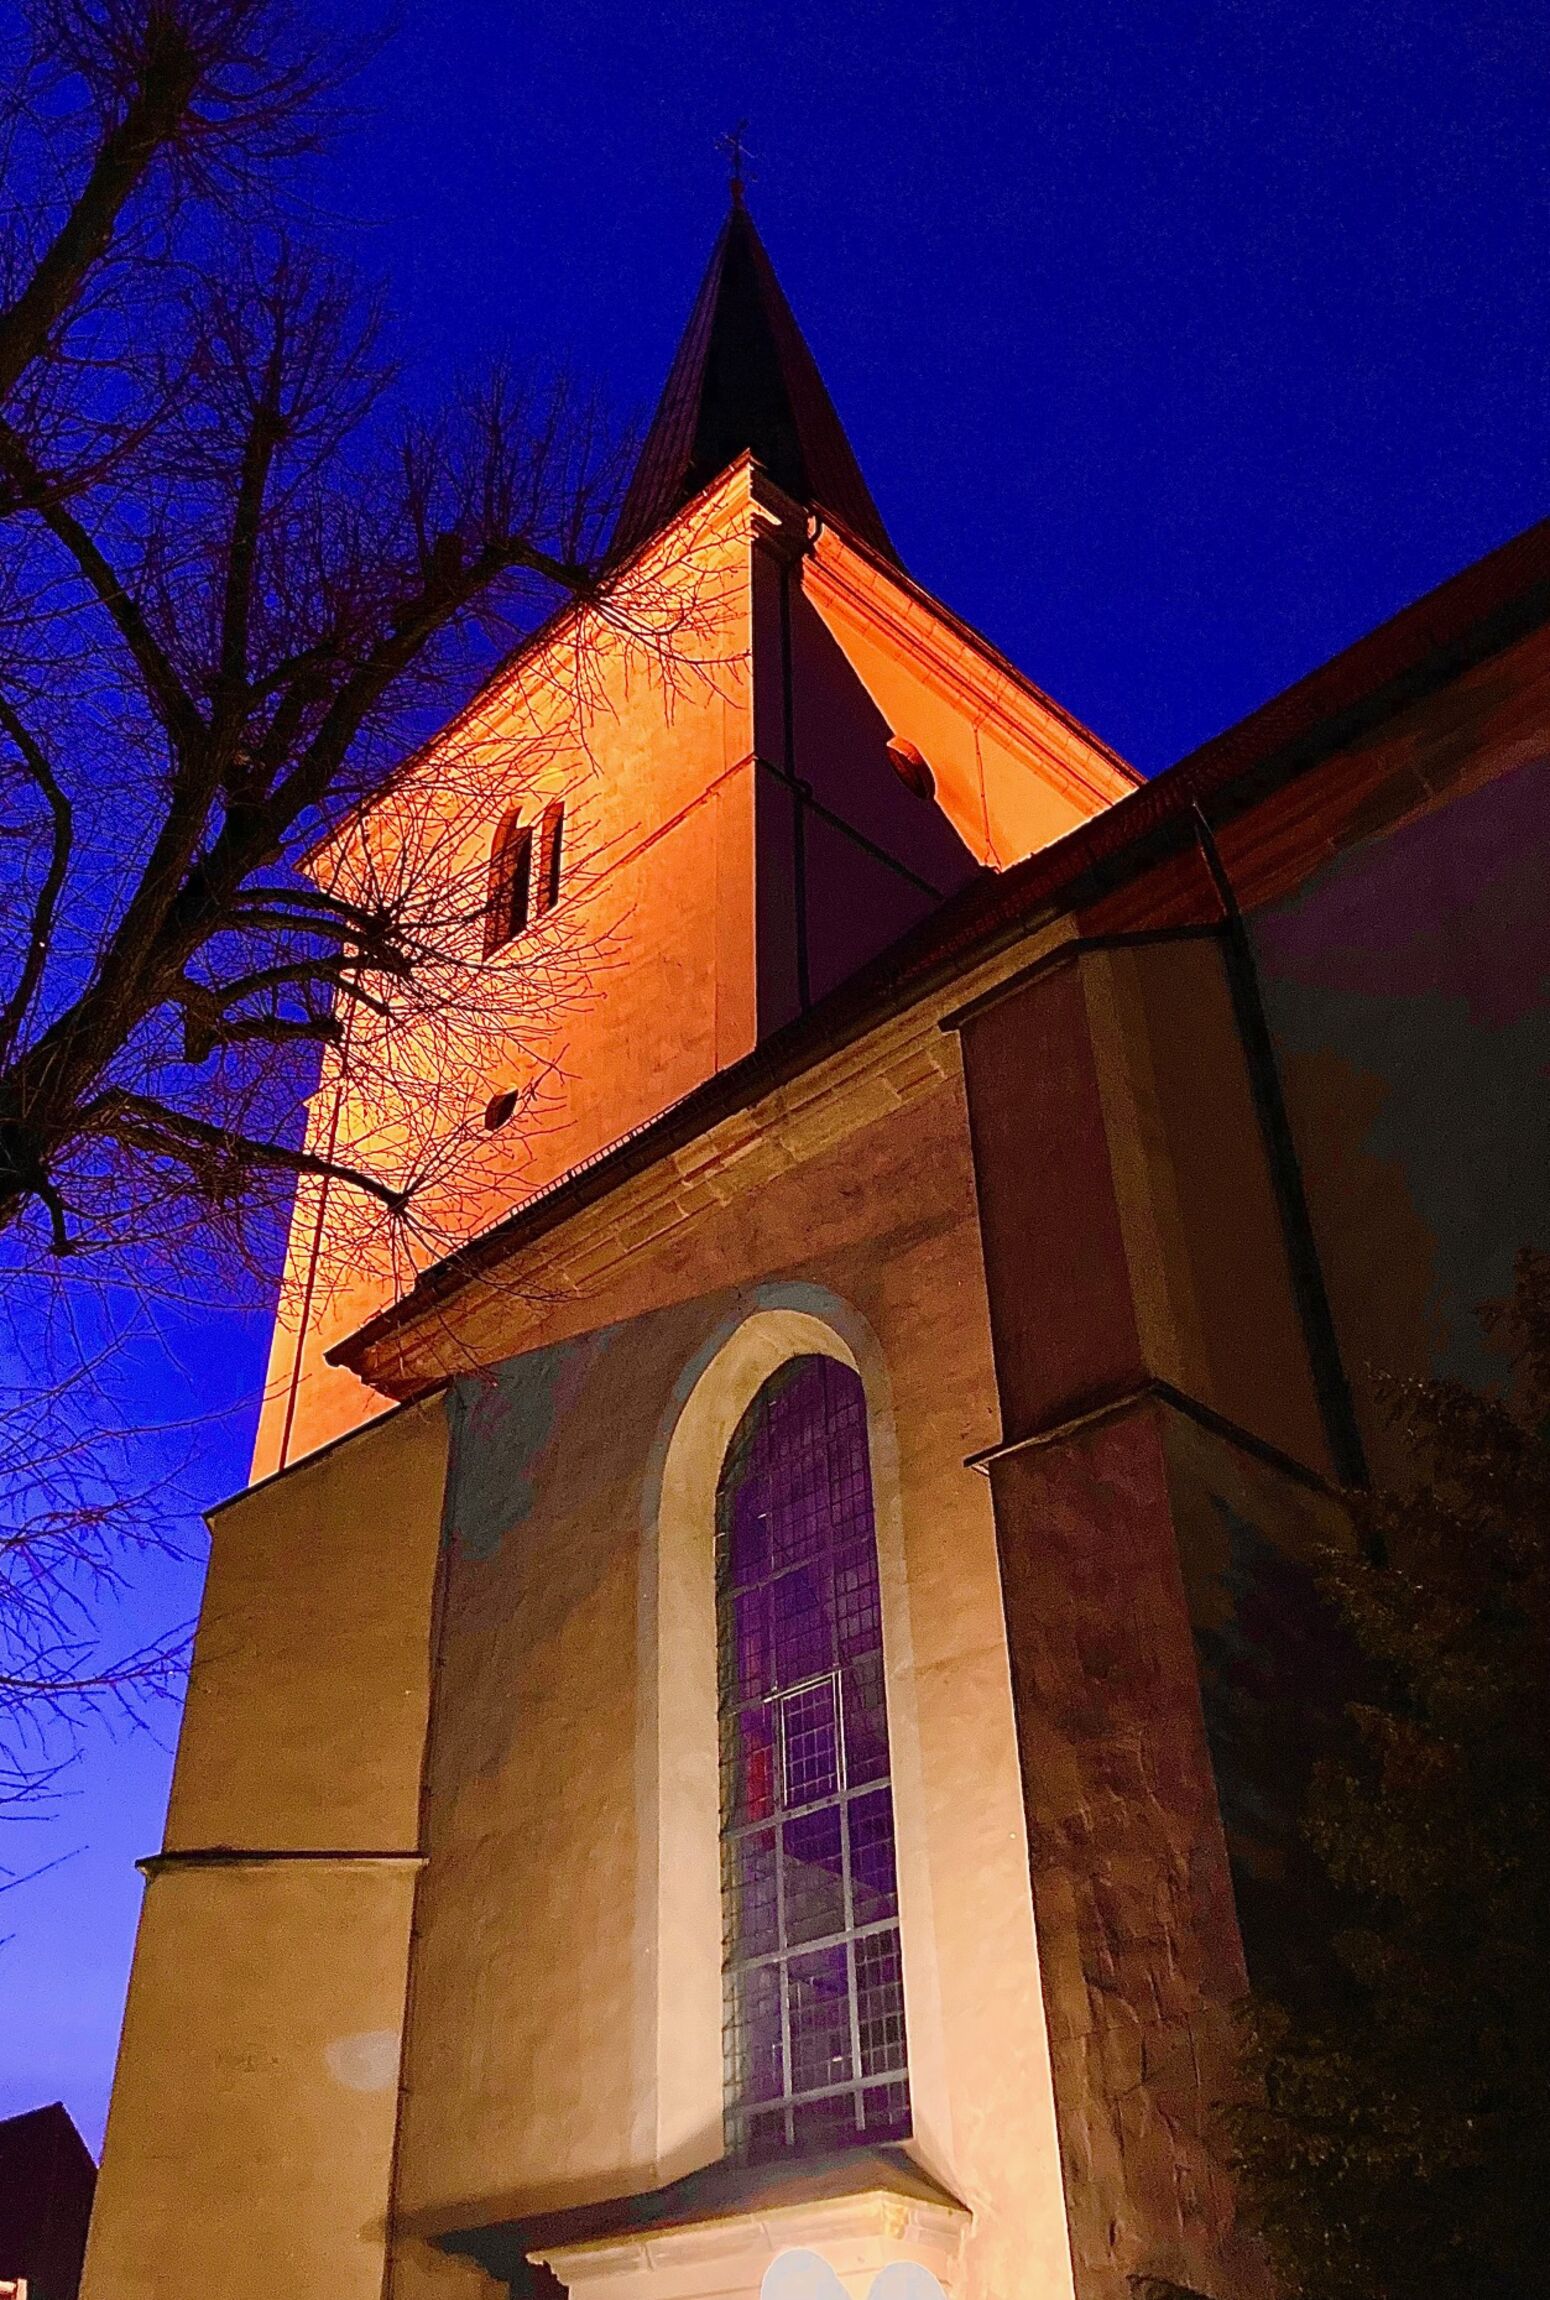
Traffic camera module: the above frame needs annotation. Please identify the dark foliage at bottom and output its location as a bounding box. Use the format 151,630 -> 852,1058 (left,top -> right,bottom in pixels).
1228,1248 -> 1550,2300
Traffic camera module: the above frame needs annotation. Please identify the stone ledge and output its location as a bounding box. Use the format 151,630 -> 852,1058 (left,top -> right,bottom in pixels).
438,2149 -> 968,2300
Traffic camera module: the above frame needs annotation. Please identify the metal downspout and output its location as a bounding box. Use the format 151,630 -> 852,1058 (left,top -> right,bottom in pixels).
1192,803 -> 1370,1493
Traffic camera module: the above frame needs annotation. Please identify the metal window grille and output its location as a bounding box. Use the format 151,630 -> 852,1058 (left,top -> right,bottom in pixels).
716,1354 -> 911,2162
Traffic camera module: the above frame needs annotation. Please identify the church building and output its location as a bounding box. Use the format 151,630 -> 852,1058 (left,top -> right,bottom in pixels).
81,202 -> 1550,2300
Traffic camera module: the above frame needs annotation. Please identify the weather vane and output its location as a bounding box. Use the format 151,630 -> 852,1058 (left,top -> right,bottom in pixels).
717,120 -> 756,206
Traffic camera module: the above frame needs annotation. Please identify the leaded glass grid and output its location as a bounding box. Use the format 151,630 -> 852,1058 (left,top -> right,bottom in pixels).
716,1353 -> 911,2162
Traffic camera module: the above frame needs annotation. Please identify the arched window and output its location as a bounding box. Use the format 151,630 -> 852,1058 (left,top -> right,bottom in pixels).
485,802 -> 565,956
485,810 -> 533,954
717,1355 -> 910,2161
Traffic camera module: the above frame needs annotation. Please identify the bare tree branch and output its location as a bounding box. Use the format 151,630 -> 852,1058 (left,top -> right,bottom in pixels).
0,4 -> 205,403
84,1086 -> 411,1214
0,686 -> 72,1060
0,420 -> 204,750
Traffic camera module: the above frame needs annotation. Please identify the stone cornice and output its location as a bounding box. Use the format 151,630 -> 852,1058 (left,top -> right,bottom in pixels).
805,523 -> 1137,813
531,2186 -> 968,2300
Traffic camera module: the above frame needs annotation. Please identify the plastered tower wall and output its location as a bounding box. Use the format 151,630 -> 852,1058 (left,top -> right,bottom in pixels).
253,481 -> 762,1477
82,1398 -> 450,2300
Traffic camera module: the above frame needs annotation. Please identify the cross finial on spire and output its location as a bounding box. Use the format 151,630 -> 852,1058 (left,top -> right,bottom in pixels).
716,120 -> 755,207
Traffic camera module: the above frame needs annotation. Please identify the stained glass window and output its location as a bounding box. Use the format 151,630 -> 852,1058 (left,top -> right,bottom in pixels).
717,1354 -> 911,2161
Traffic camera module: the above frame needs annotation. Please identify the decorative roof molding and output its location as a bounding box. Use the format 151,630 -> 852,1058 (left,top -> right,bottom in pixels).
804,519 -> 1137,813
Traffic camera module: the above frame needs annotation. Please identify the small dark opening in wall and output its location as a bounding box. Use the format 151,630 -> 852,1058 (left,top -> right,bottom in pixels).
885,735 -> 936,800
484,1089 -> 520,1131
537,800 -> 564,914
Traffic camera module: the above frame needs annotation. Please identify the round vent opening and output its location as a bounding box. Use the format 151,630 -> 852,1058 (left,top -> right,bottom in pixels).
885,735 -> 936,800
484,1089 -> 520,1131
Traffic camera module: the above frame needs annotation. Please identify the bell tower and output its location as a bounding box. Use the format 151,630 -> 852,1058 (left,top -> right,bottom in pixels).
253,205 -> 1135,1477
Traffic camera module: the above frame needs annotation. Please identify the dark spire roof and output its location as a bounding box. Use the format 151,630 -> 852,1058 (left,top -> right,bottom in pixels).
611,202 -> 900,565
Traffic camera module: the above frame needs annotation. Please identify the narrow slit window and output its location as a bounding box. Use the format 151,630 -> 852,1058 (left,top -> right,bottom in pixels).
716,1354 -> 910,2163
485,812 -> 534,954
536,801 -> 565,916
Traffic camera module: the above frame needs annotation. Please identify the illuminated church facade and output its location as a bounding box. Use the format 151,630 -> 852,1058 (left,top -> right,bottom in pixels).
82,204 -> 1550,2300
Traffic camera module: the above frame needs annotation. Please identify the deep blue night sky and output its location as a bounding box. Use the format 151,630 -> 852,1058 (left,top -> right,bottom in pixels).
4,0 -> 1548,2149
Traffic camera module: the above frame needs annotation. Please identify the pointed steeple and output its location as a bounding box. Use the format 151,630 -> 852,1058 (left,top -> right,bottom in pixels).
612,203 -> 900,565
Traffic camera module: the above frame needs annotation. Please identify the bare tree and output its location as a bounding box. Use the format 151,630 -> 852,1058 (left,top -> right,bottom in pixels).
0,0 -> 721,1800
0,1282 -> 192,1818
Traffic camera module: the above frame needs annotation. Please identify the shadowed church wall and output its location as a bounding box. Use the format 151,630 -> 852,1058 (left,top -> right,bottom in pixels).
953,930 -> 1339,2300
1253,746 -> 1550,1473
799,526 -> 1131,873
